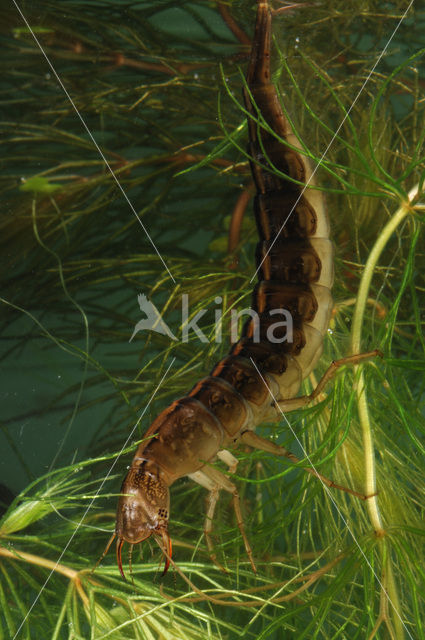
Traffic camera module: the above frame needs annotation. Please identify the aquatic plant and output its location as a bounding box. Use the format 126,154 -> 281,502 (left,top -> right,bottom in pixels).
0,1 -> 424,638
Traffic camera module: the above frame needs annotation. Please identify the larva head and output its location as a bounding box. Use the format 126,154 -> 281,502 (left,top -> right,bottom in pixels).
115,460 -> 171,579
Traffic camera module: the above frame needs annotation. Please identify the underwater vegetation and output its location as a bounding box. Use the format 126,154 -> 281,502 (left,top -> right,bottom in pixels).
0,0 -> 424,638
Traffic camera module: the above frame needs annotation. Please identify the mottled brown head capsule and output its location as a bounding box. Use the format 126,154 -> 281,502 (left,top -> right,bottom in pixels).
115,460 -> 171,579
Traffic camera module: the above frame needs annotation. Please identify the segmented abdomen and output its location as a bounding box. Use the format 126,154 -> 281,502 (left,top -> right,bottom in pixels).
134,1 -> 333,482
211,2 -> 333,425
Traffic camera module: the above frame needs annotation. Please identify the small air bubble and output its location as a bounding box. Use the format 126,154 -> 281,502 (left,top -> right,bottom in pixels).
45,73 -> 51,80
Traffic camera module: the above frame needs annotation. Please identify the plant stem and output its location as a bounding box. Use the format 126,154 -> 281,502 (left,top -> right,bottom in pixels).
0,545 -> 89,605
350,184 -> 420,639
351,184 -> 419,524
0,545 -> 76,580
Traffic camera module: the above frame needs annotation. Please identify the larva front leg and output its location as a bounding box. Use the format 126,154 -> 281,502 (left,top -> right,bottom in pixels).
190,466 -> 257,573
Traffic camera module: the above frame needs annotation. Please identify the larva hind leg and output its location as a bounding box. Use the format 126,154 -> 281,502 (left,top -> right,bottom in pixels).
276,349 -> 382,413
240,429 -> 373,500
189,465 -> 256,573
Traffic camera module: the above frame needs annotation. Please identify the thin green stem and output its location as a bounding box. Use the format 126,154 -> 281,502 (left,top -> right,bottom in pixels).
385,543 -> 405,640
350,184 -> 421,639
351,184 -> 420,507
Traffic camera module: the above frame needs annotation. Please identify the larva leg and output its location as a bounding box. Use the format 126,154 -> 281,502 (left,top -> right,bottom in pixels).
277,350 -> 382,413
217,449 -> 239,474
187,470 -> 225,571
240,430 -> 373,500
205,485 -> 226,572
191,453 -> 238,571
192,465 -> 257,573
